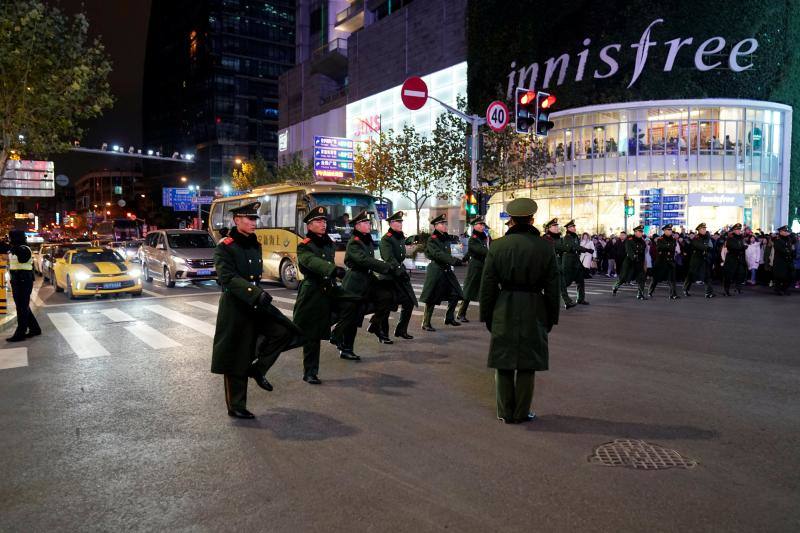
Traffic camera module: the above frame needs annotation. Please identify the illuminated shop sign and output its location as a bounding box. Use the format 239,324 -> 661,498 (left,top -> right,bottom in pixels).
687,193 -> 745,207
505,19 -> 758,99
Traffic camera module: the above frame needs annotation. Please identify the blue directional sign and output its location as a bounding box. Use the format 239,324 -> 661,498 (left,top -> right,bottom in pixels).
169,188 -> 196,211
313,136 -> 355,180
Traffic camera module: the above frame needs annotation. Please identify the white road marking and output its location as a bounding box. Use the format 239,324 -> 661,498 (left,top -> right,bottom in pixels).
99,308 -> 136,322
0,347 -> 28,370
124,323 -> 182,350
141,288 -> 161,297
144,305 -> 215,337
47,313 -> 110,359
186,301 -> 218,314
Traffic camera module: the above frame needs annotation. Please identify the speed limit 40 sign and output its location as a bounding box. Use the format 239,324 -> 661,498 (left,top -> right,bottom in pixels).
486,100 -> 509,132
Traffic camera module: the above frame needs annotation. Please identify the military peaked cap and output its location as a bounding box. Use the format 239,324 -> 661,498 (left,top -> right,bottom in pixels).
632,225 -> 644,232
430,214 -> 447,225
506,198 -> 538,217
544,217 -> 558,230
387,210 -> 404,222
230,201 -> 260,217
351,210 -> 372,225
696,222 -> 707,231
777,225 -> 790,232
470,215 -> 486,225
564,219 -> 576,229
303,206 -> 328,224
661,223 -> 673,231
731,223 -> 742,230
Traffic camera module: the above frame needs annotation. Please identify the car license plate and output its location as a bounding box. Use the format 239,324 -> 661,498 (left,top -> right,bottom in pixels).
197,269 -> 212,276
104,282 -> 122,289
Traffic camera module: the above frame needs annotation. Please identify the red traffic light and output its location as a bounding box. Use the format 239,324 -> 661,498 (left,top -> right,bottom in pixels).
520,90 -> 536,105
540,95 -> 557,109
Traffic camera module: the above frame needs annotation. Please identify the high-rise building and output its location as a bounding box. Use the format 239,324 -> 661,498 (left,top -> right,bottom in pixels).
143,0 -> 296,188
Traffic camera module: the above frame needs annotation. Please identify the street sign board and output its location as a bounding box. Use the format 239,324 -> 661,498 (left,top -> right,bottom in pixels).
401,77 -> 428,110
1,160 -> 55,197
163,187 -> 195,211
486,100 -> 509,132
55,174 -> 69,186
191,196 -> 214,205
313,136 -> 355,182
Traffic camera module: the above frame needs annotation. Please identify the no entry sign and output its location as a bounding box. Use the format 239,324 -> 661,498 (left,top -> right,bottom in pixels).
401,77 -> 428,110
486,100 -> 509,132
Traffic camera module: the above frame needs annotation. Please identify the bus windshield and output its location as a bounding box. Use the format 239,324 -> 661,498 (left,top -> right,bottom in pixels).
311,193 -> 378,242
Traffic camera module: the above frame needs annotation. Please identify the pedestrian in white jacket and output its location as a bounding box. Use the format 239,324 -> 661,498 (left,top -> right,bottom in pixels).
745,235 -> 761,285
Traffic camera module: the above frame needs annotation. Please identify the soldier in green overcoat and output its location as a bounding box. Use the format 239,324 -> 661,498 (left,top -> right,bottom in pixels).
375,210 -> 418,339
457,215 -> 490,322
683,222 -> 716,298
420,214 -> 464,331
612,225 -> 648,299
541,218 -> 574,308
293,206 -> 347,384
211,202 -> 305,419
331,210 -> 402,359
555,219 -> 590,306
723,223 -> 747,296
771,225 -> 796,295
479,198 -> 560,424
648,223 -> 680,299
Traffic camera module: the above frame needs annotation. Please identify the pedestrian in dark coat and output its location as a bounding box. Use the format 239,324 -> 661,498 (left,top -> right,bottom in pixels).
771,226 -> 796,295
612,225 -> 648,299
420,214 -> 464,330
293,206 -> 347,384
723,223 -> 747,296
457,215 -> 489,322
683,223 -> 716,297
377,211 -> 418,339
6,230 -> 41,342
480,198 -> 560,424
332,210 -> 401,359
648,224 -> 680,299
555,220 -> 590,305
212,202 -> 305,419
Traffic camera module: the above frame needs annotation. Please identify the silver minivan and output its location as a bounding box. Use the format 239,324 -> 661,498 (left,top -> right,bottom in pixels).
140,230 -> 217,287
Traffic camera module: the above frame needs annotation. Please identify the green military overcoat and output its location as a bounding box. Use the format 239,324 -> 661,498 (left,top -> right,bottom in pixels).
293,232 -> 338,341
379,230 -> 418,307
771,235 -> 796,283
211,228 -> 301,375
618,236 -> 647,282
462,232 -> 489,301
479,225 -> 560,371
723,233 -> 748,283
555,231 -> 584,285
687,234 -> 714,281
341,232 -> 394,297
651,235 -> 677,281
420,230 -> 464,304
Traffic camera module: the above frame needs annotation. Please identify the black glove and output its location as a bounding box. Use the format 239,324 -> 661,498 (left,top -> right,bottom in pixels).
332,266 -> 346,279
257,291 -> 273,308
393,265 -> 405,278
453,258 -> 463,267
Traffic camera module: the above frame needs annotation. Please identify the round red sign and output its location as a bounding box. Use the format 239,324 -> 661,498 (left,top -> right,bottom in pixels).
401,77 -> 429,111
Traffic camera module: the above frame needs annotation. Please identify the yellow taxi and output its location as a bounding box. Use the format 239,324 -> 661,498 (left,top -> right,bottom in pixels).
53,248 -> 143,299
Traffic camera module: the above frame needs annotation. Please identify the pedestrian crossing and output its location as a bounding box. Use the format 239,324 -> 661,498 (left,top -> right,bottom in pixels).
0,276 -> 634,372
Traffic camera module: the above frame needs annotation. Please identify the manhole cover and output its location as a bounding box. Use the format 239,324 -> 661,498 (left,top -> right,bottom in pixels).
589,439 -> 698,470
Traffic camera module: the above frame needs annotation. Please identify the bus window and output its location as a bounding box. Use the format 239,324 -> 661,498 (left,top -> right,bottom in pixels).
221,199 -> 243,229
210,202 -> 224,230
276,193 -> 297,229
257,195 -> 274,227
310,192 -> 378,242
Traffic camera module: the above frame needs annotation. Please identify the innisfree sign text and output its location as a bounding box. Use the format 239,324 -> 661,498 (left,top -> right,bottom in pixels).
505,19 -> 758,99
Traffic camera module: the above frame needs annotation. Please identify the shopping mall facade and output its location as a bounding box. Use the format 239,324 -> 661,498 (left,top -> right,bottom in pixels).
485,98 -> 791,235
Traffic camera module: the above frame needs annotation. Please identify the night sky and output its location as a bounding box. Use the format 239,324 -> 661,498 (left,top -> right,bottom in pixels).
51,0 -> 152,180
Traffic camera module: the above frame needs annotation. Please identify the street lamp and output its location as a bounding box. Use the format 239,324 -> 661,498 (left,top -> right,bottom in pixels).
234,158 -> 243,165
180,176 -> 188,183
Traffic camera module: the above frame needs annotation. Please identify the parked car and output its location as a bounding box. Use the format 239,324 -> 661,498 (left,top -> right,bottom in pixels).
38,242 -> 93,282
53,247 -> 143,299
139,230 -> 217,287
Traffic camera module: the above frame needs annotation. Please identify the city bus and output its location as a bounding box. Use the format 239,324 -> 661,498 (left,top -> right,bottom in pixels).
93,218 -> 144,242
208,181 -> 379,289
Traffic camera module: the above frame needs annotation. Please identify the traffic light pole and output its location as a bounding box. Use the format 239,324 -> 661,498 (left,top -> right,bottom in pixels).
428,96 -> 486,191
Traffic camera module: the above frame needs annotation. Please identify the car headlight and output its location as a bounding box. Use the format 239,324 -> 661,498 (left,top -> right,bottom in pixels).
75,271 -> 91,281
128,268 -> 142,278
173,257 -> 186,264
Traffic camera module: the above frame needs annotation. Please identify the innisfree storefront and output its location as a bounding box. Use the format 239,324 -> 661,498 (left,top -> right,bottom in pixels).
467,1 -> 800,234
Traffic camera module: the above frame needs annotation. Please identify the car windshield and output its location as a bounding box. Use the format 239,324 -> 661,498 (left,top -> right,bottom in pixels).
311,193 -> 378,243
53,244 -> 91,258
166,233 -> 216,249
73,250 -> 124,264
125,241 -> 142,249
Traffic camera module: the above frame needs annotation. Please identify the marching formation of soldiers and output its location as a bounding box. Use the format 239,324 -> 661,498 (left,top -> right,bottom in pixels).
211,199 -> 795,421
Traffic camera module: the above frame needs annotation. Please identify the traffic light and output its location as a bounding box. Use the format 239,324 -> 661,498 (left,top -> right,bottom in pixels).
535,92 -> 556,136
515,88 -> 536,134
466,191 -> 479,217
624,196 -> 635,217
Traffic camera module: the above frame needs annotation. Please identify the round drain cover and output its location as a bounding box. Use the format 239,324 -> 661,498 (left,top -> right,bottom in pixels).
590,439 -> 698,470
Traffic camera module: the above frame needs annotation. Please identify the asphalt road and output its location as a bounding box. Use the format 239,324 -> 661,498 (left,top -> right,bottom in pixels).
0,271 -> 798,532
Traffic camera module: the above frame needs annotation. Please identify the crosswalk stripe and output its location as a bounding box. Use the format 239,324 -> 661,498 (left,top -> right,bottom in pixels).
99,308 -> 136,322
124,323 -> 182,350
48,312 -> 110,359
186,301 -> 218,314
0,347 -> 28,370
141,288 -> 161,297
144,305 -> 215,337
